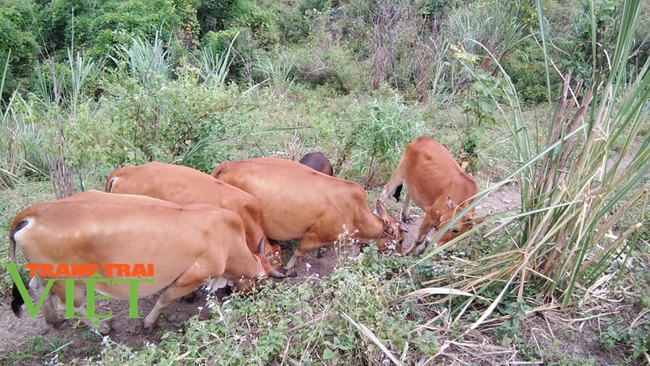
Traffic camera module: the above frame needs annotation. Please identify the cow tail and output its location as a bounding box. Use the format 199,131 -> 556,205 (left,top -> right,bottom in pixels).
105,176 -> 118,192
9,219 -> 29,316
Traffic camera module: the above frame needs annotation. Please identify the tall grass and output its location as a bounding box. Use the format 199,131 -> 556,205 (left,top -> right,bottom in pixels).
192,34 -> 236,88
409,0 -> 650,327
1,53 -> 47,188
114,30 -> 172,86
253,51 -> 296,95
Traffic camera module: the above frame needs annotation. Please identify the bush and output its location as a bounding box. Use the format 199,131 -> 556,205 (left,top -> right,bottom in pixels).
88,0 -> 181,59
504,39 -> 561,105
0,1 -> 39,101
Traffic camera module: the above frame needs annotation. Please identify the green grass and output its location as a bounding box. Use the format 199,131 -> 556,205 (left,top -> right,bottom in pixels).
98,247 -> 441,364
0,181 -> 54,293
0,335 -> 70,365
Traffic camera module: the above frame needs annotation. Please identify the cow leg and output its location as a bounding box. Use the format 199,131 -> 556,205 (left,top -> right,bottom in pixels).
401,192 -> 414,223
407,208 -> 440,256
28,276 -> 63,328
51,280 -> 113,334
285,234 -> 322,271
378,172 -> 404,203
144,267 -> 203,329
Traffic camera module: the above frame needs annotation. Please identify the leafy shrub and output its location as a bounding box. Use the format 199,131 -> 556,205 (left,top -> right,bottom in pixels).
504,39 -> 561,105
345,92 -> 427,187
198,0 -> 277,47
0,1 -> 39,101
88,0 -> 181,58
560,0 -> 621,82
291,42 -> 361,94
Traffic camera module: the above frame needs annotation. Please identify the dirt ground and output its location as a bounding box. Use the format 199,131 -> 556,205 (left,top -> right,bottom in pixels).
0,182 -> 635,365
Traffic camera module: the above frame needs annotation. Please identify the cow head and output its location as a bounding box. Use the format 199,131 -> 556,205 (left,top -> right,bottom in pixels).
375,200 -> 406,253
407,196 -> 479,256
265,240 -> 284,272
236,238 -> 286,292
435,196 -> 477,244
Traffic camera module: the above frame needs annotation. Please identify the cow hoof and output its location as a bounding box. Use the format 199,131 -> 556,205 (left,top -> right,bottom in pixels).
402,216 -> 413,224
51,319 -> 67,329
316,247 -> 327,259
181,291 -> 200,303
288,271 -> 298,278
95,321 -> 113,335
142,322 -> 157,334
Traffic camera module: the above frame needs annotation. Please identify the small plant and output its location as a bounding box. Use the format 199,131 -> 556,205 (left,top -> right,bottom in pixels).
191,33 -> 237,88
346,94 -> 427,188
494,299 -> 534,340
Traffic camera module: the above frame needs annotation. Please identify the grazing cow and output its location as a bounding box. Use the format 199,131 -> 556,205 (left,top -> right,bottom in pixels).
378,136 -> 479,255
212,158 -> 404,270
105,162 -> 282,270
9,190 -> 285,333
299,152 -> 334,176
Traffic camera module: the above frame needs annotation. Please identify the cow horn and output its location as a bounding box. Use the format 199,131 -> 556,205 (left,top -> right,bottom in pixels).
256,237 -> 266,255
269,269 -> 287,279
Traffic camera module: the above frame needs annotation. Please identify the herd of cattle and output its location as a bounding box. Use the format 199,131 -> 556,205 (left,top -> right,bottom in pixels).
8,136 -> 480,333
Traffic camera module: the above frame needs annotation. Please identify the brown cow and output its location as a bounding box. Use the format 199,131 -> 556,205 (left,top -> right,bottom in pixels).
9,190 -> 285,334
378,136 -> 479,255
211,158 -> 404,270
105,162 -> 282,270
299,152 -> 334,176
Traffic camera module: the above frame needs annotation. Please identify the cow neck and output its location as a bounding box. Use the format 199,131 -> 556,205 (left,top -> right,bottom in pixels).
355,211 -> 386,241
230,251 -> 262,279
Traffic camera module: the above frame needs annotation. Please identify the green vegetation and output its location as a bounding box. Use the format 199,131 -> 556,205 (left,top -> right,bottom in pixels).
0,334 -> 70,365
1,0 -> 649,364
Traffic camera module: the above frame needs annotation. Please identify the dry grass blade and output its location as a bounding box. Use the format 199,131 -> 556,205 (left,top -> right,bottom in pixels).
400,287 -> 489,302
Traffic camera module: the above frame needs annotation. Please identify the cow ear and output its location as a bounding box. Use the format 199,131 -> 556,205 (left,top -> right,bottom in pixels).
382,220 -> 394,236
256,238 -> 265,255
446,196 -> 456,209
376,199 -> 388,219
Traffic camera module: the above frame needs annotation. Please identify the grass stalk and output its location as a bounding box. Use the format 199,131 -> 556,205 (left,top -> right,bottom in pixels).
407,0 -> 649,326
